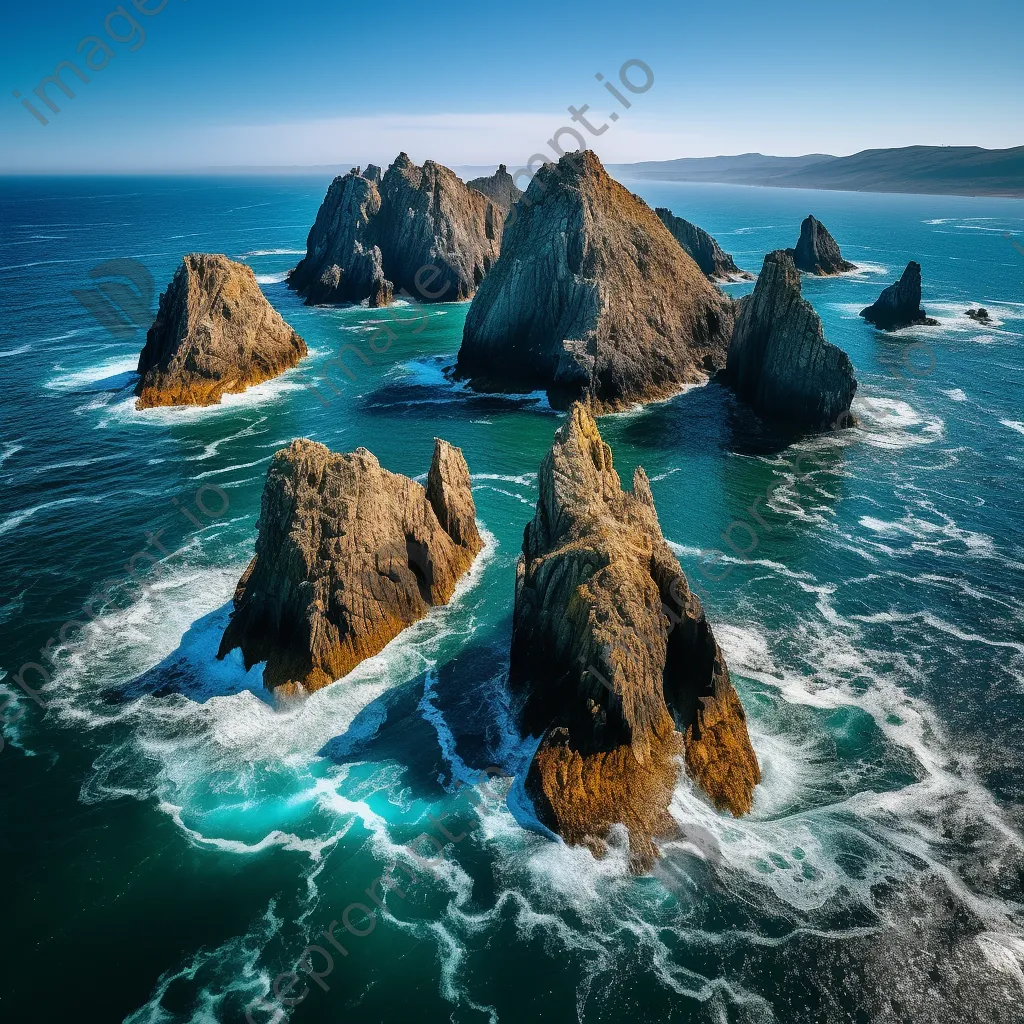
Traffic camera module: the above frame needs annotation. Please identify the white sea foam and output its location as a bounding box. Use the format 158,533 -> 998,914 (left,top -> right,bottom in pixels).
46,356 -> 139,391
942,388 -> 968,402
1000,420 -> 1024,436
0,344 -> 31,358
241,248 -> 305,257
254,271 -> 289,285
853,395 -> 944,449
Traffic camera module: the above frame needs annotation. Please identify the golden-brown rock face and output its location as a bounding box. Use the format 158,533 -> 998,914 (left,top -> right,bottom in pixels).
456,150 -> 735,412
218,438 -> 483,692
511,405 -> 760,870
135,254 -> 307,409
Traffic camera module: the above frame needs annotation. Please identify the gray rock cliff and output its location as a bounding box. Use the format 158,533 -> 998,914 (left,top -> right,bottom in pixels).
723,249 -> 857,430
860,261 -> 939,330
789,215 -> 856,275
456,150 -> 735,412
655,207 -> 753,282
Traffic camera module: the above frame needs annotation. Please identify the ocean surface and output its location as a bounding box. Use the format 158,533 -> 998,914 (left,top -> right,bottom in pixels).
1,174 -> 1023,1023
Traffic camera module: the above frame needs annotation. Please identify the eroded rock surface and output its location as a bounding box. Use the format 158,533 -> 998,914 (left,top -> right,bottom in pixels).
860,261 -> 939,330
468,164 -> 522,211
656,207 -> 754,282
456,150 -> 735,412
135,253 -> 307,409
723,250 -> 857,430
510,404 -> 760,870
290,154 -> 504,306
789,214 -> 856,275
218,438 -> 483,692
288,168 -> 392,307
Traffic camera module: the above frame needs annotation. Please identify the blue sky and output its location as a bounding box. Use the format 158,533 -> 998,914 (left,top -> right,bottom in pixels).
3,0 -> 1022,172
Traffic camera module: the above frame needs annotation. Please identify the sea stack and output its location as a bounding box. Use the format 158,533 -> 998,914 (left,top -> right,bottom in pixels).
468,164 -> 523,211
656,208 -> 754,282
723,250 -> 857,430
511,405 -> 760,870
135,254 -> 307,410
789,215 -> 856,275
456,150 -> 735,412
288,167 -> 392,307
860,262 -> 939,330
218,438 -> 483,693
290,154 -> 504,306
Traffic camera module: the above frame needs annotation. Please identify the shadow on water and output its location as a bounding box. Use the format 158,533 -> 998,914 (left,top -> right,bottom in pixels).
319,624 -> 516,805
615,380 -> 808,460
360,355 -> 558,422
106,601 -> 272,707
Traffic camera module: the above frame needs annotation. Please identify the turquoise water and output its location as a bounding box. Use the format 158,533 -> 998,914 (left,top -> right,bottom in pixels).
1,175 -> 1023,1023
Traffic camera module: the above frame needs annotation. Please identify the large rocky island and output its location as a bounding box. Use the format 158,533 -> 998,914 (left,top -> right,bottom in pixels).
218,437 -> 483,693
290,154 -> 505,307
456,150 -> 735,412
655,207 -> 754,282
723,250 -> 858,430
860,261 -> 939,330
789,215 -> 856,275
135,253 -> 307,410
511,405 -> 760,870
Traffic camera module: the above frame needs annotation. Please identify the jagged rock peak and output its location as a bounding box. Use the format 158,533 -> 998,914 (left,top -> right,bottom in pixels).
218,437 -> 482,693
724,250 -> 857,430
655,207 -> 754,282
511,404 -> 760,870
290,153 -> 504,306
287,169 -> 392,307
789,214 -> 856,275
456,149 -> 736,413
374,154 -> 504,301
860,261 -> 939,330
135,253 -> 306,409
468,164 -> 523,211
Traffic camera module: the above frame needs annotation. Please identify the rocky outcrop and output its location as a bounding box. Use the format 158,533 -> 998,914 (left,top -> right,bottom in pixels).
456,150 -> 736,413
789,215 -> 856,275
723,250 -> 857,430
218,438 -> 483,692
860,261 -> 939,329
468,164 -> 522,211
288,168 -> 393,307
290,154 -> 504,306
135,254 -> 307,409
655,207 -> 753,282
511,405 -> 760,870
966,307 -> 991,323
373,154 -> 504,301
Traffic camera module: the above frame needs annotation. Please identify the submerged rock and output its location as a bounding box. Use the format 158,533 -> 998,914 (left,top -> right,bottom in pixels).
456,150 -> 735,412
510,404 -> 760,870
288,168 -> 392,307
723,250 -> 857,430
135,253 -> 307,409
860,261 -> 939,330
290,154 -> 504,306
655,207 -> 754,282
789,214 -> 856,275
467,164 -> 522,211
218,438 -> 483,692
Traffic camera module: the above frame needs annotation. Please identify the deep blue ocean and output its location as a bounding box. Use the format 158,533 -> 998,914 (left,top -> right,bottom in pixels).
1,174 -> 1023,1023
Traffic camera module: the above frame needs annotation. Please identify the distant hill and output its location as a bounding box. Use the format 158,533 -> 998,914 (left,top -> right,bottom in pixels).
610,146 -> 1024,198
